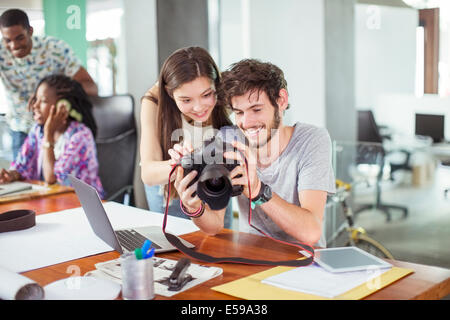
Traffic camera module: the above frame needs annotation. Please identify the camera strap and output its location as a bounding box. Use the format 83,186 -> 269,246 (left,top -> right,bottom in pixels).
162,165 -> 315,267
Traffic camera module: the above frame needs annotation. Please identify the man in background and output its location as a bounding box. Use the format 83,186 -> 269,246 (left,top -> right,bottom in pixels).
0,8 -> 98,159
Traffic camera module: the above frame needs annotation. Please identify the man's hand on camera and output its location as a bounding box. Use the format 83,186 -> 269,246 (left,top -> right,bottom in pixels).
224,140 -> 261,199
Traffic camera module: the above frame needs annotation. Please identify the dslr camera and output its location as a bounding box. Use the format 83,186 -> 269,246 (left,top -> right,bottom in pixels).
180,136 -> 243,210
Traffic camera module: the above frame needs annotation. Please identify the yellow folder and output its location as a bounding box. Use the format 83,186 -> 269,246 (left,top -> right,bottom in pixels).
212,266 -> 413,300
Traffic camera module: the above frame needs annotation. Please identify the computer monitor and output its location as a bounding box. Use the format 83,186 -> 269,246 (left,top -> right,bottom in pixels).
415,113 -> 445,143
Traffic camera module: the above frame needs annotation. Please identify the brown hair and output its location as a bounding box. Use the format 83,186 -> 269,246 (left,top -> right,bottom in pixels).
221,58 -> 289,110
143,46 -> 231,199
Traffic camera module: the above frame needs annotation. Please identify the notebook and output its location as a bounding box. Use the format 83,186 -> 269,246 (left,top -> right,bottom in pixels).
68,175 -> 195,254
0,181 -> 33,197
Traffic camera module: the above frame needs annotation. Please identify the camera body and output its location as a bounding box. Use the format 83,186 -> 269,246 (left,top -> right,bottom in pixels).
180,136 -> 243,210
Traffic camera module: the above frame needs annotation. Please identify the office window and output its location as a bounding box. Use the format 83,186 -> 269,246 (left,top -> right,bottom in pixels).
440,4 -> 450,96
86,6 -> 123,96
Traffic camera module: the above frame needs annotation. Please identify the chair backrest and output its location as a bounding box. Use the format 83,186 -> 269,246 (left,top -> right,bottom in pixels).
90,94 -> 137,202
357,110 -> 383,144
357,111 -> 386,170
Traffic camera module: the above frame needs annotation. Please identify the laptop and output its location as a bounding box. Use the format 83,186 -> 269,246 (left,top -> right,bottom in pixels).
0,181 -> 33,197
68,175 -> 195,254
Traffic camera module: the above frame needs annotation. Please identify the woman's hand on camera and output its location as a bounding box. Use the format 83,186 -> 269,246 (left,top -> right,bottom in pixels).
168,141 -> 193,167
224,140 -> 261,199
174,166 -> 202,213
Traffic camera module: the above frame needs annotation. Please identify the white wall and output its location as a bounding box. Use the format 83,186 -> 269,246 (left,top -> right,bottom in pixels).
355,4 -> 417,109
0,0 -> 41,10
122,0 -> 158,102
219,0 -> 246,70
355,5 -> 450,141
122,0 -> 159,209
373,93 -> 450,140
220,0 -> 326,127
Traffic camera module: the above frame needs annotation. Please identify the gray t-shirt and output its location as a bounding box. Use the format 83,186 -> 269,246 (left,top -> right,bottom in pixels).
236,122 -> 336,248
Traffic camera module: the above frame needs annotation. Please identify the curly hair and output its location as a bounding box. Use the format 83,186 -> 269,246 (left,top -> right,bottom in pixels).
0,9 -> 31,29
221,59 -> 289,110
35,74 -> 97,137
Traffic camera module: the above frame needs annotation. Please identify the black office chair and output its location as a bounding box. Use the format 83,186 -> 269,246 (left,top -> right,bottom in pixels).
90,95 -> 137,205
355,110 -> 410,221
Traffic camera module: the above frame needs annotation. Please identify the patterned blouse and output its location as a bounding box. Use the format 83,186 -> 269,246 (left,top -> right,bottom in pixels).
11,121 -> 105,198
0,35 -> 81,133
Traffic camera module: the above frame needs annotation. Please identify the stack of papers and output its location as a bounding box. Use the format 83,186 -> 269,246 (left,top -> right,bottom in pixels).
0,181 -> 35,197
86,256 -> 223,297
262,263 -> 391,298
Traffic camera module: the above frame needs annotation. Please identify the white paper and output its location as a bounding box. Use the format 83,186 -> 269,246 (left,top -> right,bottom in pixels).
0,181 -> 49,197
85,256 -> 223,297
101,201 -> 199,236
0,202 -> 199,273
262,263 -> 391,298
0,265 -> 44,299
0,181 -> 32,196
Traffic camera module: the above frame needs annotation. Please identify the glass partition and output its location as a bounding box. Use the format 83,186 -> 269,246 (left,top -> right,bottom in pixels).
325,140 -> 384,248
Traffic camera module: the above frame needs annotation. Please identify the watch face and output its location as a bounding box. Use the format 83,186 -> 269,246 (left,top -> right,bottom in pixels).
263,185 -> 272,200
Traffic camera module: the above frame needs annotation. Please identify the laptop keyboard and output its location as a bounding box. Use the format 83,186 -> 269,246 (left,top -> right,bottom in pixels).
115,229 -> 161,252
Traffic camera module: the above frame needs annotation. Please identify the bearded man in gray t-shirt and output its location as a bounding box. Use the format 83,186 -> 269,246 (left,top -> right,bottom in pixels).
174,59 -> 335,247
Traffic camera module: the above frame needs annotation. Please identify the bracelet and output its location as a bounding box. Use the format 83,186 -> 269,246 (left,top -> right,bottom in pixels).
180,200 -> 205,218
42,140 -> 54,149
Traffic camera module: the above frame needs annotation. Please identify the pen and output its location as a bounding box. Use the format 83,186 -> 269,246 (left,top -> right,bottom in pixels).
144,247 -> 155,259
141,240 -> 155,259
141,240 -> 151,258
134,248 -> 143,260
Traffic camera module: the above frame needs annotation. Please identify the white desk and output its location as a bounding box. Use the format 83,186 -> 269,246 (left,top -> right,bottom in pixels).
430,143 -> 450,163
0,202 -> 199,273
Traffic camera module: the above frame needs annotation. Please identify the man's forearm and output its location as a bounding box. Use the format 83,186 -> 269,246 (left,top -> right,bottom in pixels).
258,193 -> 322,245
192,206 -> 226,235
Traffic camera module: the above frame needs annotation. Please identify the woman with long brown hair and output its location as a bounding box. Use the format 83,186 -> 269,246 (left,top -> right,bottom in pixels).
140,46 -> 233,227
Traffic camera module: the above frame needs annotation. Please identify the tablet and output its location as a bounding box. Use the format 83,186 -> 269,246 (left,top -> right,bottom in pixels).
314,246 -> 392,273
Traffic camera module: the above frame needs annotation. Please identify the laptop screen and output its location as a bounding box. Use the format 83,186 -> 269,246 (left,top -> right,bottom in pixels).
415,113 -> 445,143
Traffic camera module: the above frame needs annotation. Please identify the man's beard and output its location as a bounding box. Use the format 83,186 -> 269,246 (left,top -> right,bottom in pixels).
247,108 -> 281,149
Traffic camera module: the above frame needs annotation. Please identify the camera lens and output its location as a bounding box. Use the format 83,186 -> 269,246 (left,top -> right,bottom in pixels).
205,177 -> 226,194
197,164 -> 233,210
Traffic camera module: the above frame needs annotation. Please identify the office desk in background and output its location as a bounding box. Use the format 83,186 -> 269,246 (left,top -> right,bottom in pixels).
430,143 -> 450,164
1,192 -> 450,300
0,180 -> 73,204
